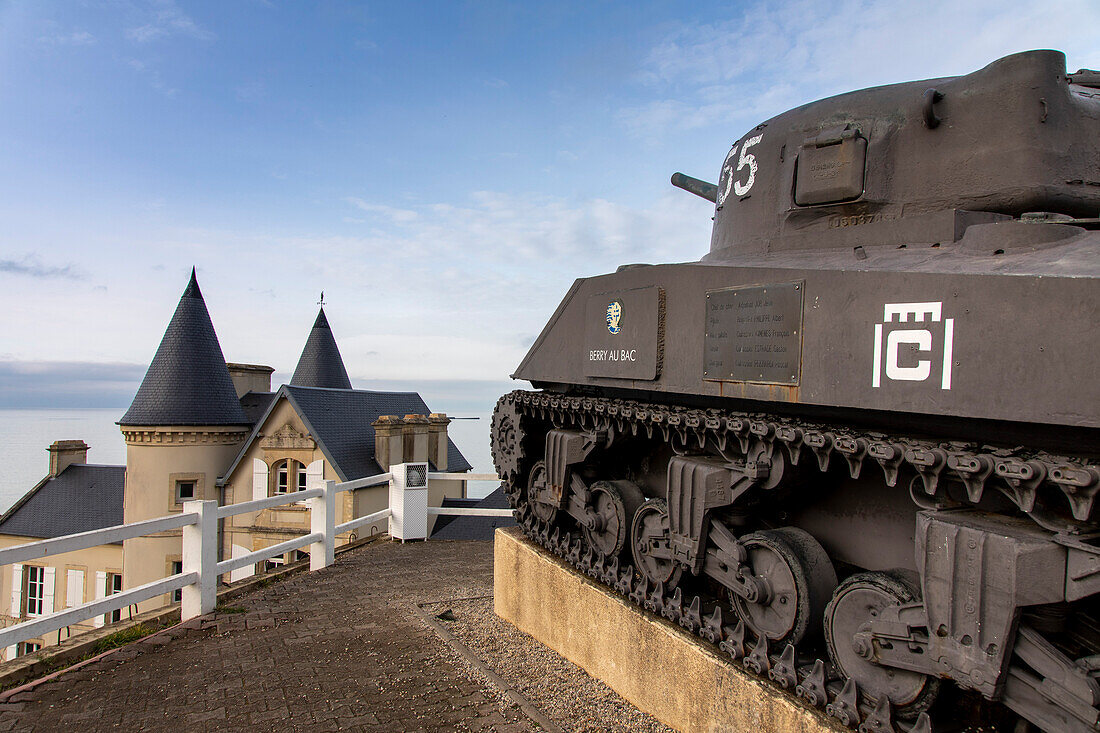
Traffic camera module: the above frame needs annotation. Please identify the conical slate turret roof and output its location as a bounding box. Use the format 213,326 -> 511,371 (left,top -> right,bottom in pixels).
290,307 -> 353,390
120,269 -> 248,426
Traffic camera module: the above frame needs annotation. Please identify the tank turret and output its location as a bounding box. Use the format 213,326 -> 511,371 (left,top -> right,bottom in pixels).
699,50 -> 1100,257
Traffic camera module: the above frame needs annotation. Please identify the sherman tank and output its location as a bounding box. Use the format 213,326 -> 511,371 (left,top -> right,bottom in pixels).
491,50 -> 1100,733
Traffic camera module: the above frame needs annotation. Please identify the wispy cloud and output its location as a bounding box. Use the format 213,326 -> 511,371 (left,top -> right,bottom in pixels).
125,0 -> 214,44
344,198 -> 420,224
38,30 -> 95,46
0,256 -> 82,281
348,187 -> 712,262
620,0 -> 1100,140
124,57 -> 177,97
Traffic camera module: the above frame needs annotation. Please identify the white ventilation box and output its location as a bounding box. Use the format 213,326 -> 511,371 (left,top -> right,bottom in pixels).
389,462 -> 429,541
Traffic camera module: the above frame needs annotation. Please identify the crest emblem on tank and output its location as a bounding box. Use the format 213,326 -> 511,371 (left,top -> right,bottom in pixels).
606,301 -> 623,334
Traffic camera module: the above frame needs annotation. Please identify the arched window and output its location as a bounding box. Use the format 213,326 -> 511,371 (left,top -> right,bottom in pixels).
271,459 -> 307,495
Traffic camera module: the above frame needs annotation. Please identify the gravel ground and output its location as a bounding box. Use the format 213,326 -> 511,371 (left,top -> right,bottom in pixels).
423,595 -> 675,733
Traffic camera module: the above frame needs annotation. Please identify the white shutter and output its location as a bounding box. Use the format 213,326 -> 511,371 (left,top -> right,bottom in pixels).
66,569 -> 84,608
253,458 -> 269,501
5,646 -> 15,661
229,545 -> 255,582
10,564 -> 22,617
93,571 -> 106,628
300,459 -> 324,506
42,567 -> 55,615
305,460 -> 324,490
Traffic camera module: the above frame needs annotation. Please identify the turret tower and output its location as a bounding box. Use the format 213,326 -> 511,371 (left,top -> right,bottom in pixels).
118,269 -> 250,609
290,307 -> 353,389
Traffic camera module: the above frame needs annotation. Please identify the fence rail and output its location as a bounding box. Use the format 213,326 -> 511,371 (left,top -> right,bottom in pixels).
216,487 -> 322,519
0,514 -> 197,568
0,464 -> 505,659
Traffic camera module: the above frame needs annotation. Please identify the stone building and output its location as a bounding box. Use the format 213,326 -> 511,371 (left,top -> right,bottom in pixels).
0,441 -> 125,659
0,270 -> 470,657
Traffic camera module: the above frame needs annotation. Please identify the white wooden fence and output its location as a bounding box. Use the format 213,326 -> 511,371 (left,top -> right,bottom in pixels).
0,464 -> 508,657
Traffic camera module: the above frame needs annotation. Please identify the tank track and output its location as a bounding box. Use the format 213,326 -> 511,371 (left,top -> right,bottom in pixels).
492,389 -> 1100,733
494,390 -> 1098,531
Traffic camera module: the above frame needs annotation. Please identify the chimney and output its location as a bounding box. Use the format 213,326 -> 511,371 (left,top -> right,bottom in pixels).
372,415 -> 404,472
402,414 -> 430,464
48,440 -> 89,477
428,413 -> 451,471
226,363 -> 275,398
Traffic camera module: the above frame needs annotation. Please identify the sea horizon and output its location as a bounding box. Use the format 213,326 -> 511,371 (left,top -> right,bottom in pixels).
0,385 -> 510,514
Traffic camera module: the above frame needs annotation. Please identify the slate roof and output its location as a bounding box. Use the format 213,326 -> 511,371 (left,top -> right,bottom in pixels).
290,308 -> 353,390
239,391 -> 276,425
120,270 -> 248,426
0,465 -> 125,541
429,487 -> 515,541
219,384 -> 472,485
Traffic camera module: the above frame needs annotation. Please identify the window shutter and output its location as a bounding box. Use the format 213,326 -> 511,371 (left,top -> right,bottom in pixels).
229,545 -> 255,582
66,569 -> 84,608
42,567 -> 55,615
4,646 -> 15,661
253,458 -> 268,501
93,571 -> 106,628
10,564 -> 22,617
306,460 -> 323,490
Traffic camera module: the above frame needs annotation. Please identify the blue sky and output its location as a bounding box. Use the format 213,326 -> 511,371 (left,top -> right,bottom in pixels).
1,0 -> 1097,407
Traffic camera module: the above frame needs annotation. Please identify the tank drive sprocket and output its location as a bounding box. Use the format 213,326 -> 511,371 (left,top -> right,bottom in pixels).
491,393 -> 526,482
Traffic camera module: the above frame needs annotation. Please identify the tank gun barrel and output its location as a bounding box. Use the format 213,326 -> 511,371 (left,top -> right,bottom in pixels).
671,172 -> 717,203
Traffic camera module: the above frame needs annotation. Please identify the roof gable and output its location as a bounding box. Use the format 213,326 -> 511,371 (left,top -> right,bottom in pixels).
220,384 -> 472,486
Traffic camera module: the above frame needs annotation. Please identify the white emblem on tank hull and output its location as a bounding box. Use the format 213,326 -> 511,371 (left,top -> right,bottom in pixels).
872,302 -> 954,390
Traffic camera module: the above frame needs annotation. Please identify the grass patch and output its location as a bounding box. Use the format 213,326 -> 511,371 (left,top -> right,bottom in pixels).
91,623 -> 157,654
215,604 -> 246,614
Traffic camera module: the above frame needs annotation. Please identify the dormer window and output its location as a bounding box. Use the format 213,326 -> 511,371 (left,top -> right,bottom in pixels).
272,460 -> 307,495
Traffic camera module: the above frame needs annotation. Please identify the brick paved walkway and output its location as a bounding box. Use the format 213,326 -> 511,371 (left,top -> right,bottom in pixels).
0,541 -> 535,732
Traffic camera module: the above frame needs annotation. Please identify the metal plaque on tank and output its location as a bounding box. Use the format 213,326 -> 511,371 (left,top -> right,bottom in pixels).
704,282 -> 803,384
584,286 -> 663,380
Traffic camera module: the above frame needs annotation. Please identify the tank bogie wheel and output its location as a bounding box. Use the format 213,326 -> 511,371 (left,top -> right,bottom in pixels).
583,480 -> 644,559
730,527 -> 837,647
527,461 -> 559,524
824,570 -> 941,717
631,498 -> 682,589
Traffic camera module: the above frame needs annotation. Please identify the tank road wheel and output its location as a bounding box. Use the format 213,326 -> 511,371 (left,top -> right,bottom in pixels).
824,571 -> 941,717
731,527 -> 837,646
631,498 -> 682,589
583,480 -> 644,559
527,461 -> 559,524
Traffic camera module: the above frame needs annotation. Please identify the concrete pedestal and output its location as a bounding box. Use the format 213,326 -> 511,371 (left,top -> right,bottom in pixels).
494,527 -> 843,733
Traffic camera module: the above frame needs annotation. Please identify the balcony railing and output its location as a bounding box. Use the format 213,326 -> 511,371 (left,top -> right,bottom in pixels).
0,463 -> 507,656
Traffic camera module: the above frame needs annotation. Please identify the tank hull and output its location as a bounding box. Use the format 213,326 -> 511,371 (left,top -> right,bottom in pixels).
515,225 -> 1100,438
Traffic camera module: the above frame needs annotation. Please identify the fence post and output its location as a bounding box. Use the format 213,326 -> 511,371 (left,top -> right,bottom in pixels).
389,464 -> 403,541
310,480 -> 336,570
181,500 -> 217,621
